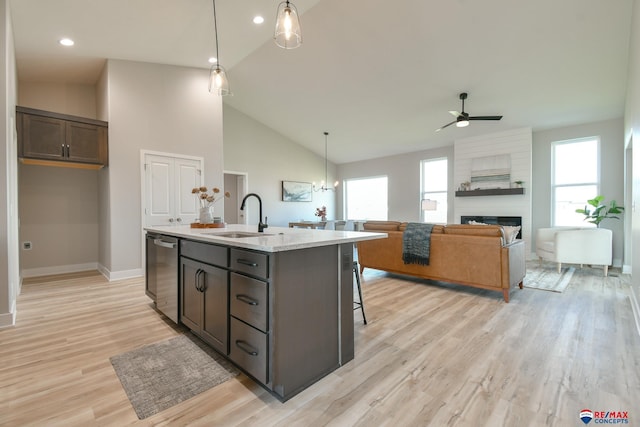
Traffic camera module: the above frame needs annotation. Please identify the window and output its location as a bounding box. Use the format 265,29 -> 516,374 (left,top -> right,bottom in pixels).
421,158 -> 448,223
344,176 -> 388,220
552,138 -> 599,226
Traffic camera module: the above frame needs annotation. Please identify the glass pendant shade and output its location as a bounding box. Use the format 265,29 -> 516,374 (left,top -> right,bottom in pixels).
274,1 -> 302,49
208,0 -> 230,96
209,65 -> 230,95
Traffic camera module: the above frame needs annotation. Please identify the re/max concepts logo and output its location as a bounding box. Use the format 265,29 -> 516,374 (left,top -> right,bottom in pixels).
580,409 -> 629,424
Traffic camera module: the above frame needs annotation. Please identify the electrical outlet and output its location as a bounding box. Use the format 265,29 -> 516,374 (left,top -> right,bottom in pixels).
22,241 -> 32,250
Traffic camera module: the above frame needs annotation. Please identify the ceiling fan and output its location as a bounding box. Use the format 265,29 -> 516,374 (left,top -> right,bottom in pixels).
435,92 -> 503,132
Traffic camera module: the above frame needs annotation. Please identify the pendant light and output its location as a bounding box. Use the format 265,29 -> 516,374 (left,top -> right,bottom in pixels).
274,0 -> 302,49
208,0 -> 230,95
313,132 -> 338,192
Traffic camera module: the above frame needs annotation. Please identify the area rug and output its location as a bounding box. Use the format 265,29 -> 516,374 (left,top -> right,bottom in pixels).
523,263 -> 576,293
110,333 -> 239,419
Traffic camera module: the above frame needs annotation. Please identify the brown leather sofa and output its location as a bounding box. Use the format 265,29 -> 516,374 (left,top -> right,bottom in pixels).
357,221 -> 526,302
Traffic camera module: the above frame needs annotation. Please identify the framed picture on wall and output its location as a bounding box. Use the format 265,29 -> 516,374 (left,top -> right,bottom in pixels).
282,181 -> 312,202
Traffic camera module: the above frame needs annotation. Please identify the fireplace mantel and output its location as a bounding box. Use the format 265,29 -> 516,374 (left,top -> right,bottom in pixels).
455,188 -> 524,197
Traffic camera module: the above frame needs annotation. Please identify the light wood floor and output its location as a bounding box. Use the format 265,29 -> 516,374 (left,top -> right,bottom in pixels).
1,265 -> 638,426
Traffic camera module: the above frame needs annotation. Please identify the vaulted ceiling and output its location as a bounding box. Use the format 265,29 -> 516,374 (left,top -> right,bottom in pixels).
10,0 -> 634,163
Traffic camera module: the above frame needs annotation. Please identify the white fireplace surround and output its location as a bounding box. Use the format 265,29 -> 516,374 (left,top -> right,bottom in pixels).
454,128 -> 533,256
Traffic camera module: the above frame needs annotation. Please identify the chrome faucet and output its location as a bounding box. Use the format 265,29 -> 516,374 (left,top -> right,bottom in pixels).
240,193 -> 268,232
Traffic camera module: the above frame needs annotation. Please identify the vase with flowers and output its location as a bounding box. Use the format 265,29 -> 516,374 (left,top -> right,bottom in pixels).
315,206 -> 327,222
192,186 -> 231,223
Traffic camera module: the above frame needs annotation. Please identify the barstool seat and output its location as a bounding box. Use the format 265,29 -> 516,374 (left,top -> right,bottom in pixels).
352,261 -> 367,324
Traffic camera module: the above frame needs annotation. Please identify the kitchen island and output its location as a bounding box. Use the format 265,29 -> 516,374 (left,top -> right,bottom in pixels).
144,224 -> 386,401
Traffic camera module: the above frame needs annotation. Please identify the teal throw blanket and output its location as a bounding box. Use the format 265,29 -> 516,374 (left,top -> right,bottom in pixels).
402,223 -> 435,265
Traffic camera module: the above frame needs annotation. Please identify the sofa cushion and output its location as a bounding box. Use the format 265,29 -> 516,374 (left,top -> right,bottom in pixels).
399,223 -> 444,233
363,221 -> 402,231
443,224 -> 504,238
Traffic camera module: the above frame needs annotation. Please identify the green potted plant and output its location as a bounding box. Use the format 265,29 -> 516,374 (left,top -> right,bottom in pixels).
575,195 -> 624,226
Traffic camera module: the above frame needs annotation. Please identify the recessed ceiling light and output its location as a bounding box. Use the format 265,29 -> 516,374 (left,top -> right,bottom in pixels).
208,57 -> 217,64
253,16 -> 264,24
59,38 -> 74,46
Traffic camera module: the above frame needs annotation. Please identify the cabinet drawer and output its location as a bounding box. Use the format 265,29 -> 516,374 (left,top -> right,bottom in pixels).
230,273 -> 268,332
230,248 -> 268,279
181,240 -> 228,267
229,317 -> 268,384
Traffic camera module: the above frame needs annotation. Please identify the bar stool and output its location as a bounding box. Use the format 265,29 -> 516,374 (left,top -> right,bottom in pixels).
352,261 -> 367,324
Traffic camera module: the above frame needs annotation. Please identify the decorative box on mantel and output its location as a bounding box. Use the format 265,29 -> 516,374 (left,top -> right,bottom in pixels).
455,188 -> 524,197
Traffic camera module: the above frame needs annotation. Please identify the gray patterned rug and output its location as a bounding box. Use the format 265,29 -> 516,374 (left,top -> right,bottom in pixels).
110,333 -> 239,419
523,263 -> 575,293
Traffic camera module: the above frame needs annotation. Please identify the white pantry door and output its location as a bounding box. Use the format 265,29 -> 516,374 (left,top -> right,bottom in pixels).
143,153 -> 203,226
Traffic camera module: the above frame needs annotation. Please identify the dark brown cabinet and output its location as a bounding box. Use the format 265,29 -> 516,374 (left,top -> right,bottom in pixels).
16,106 -> 108,168
228,249 -> 270,384
180,241 -> 229,355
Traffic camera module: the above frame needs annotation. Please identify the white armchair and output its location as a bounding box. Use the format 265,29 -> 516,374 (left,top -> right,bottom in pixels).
535,227 -> 613,276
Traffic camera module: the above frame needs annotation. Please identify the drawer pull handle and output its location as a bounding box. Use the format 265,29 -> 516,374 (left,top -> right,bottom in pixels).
236,294 -> 258,305
237,259 -> 258,267
235,340 -> 258,356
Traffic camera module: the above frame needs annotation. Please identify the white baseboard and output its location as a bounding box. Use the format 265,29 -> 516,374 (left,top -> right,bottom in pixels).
22,263 -> 143,282
622,264 -> 632,274
630,287 -> 640,338
97,263 -> 143,281
21,262 -> 99,278
0,300 -> 16,329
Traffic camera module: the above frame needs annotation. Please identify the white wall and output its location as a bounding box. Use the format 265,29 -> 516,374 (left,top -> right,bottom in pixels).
533,118 -> 625,266
18,166 -> 99,276
223,105 -> 336,227
96,63 -> 111,274
17,83 -> 97,118
0,0 -> 19,327
454,128 -> 533,254
103,60 -> 223,279
624,0 -> 640,313
338,145 -> 455,222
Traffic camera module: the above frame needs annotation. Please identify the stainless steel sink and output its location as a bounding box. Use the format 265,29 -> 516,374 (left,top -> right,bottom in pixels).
203,231 -> 273,238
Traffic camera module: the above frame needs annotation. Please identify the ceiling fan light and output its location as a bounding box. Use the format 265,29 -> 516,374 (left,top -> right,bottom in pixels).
456,119 -> 469,128
274,0 -> 302,49
208,65 -> 230,95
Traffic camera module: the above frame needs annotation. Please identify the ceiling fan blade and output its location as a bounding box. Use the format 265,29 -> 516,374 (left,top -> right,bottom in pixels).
448,110 -> 461,117
468,115 -> 503,121
435,120 -> 456,132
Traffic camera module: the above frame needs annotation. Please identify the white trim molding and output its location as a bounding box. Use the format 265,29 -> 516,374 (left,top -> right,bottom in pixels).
630,287 -> 640,338
98,264 -> 143,281
21,262 -> 99,278
0,300 -> 17,329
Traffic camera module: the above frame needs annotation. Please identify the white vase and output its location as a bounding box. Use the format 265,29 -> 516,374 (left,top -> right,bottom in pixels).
199,207 -> 214,224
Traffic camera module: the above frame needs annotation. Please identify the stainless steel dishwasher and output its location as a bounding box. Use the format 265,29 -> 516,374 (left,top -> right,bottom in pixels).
146,233 -> 179,323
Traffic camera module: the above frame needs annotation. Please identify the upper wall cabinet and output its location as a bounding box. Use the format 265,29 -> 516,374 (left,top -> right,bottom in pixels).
16,106 -> 108,169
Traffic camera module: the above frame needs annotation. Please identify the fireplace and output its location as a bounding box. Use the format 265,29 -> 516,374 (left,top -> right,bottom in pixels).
461,215 -> 522,239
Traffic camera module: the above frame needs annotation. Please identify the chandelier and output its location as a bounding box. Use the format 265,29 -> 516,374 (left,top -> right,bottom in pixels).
313,132 -> 338,192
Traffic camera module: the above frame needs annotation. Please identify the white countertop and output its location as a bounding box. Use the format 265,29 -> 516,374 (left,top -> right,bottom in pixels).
144,224 -> 387,253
